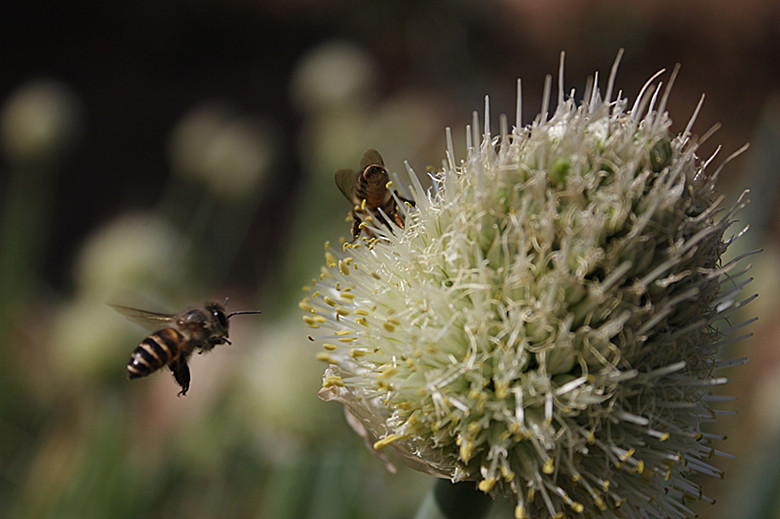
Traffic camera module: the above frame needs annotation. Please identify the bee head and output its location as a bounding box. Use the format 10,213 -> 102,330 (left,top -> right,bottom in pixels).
203,302 -> 230,339
205,301 -> 262,345
361,164 -> 388,185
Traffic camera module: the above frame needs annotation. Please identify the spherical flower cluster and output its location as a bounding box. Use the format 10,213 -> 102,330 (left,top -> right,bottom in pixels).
0,79 -> 83,165
302,53 -> 754,518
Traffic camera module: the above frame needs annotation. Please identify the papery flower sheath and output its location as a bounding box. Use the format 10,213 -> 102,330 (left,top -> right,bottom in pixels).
302,52 -> 755,519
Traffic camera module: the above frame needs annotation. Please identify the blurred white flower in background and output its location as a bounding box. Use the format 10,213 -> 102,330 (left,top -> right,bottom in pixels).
290,40 -> 378,115
50,300 -> 126,384
239,317 -> 337,448
303,54 -> 755,518
168,103 -> 276,202
75,212 -> 186,300
0,79 -> 83,166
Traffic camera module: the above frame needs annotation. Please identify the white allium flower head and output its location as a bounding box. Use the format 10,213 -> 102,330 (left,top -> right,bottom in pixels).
302,51 -> 755,519
168,103 -> 276,201
0,79 -> 83,165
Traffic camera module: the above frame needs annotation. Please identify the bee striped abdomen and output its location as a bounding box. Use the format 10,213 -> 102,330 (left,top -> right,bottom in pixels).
126,328 -> 184,379
356,165 -> 390,208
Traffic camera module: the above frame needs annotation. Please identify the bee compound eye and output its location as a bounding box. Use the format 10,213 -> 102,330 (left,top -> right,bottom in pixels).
214,309 -> 228,329
364,165 -> 385,179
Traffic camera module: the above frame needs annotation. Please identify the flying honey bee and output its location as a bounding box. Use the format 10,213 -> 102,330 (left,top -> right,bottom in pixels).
112,301 -> 261,396
335,149 -> 414,241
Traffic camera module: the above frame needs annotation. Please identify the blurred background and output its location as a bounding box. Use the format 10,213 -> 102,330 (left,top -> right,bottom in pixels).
0,1 -> 778,518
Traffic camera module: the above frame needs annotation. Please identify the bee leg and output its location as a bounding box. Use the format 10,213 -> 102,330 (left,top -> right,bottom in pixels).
209,337 -> 231,347
169,357 -> 191,396
351,210 -> 363,241
392,211 -> 405,230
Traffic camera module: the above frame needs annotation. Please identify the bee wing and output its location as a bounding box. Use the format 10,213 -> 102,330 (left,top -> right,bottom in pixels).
360,149 -> 384,169
109,304 -> 177,331
335,168 -> 359,203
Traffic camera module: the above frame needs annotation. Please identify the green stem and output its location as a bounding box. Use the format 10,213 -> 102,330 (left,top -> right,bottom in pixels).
414,479 -> 492,519
0,163 -> 57,337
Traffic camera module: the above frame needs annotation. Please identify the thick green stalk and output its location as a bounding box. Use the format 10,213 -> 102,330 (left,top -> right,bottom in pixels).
414,480 -> 492,519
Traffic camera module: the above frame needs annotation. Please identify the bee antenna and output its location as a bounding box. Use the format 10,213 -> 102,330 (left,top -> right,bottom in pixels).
226,310 -> 262,319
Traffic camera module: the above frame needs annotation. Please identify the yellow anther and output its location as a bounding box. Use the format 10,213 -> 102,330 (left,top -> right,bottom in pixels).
324,296 -> 337,306
302,316 -> 322,328
459,441 -> 474,462
322,343 -> 337,351
494,380 -> 509,399
315,352 -> 334,363
621,448 -> 635,462
543,458 -> 554,474
354,309 -> 369,316
373,433 -> 403,450
379,366 -> 397,378
322,376 -> 343,387
477,478 -> 496,493
500,465 -> 514,481
338,260 -> 350,275
376,380 -> 393,390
